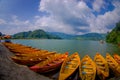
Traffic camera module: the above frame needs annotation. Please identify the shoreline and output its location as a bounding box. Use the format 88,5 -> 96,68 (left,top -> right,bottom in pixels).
0,42 -> 120,80
0,43 -> 52,80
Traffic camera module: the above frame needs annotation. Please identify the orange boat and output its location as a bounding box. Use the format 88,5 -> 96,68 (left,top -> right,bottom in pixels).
11,56 -> 43,66
80,55 -> 96,80
11,52 -> 56,66
30,52 -> 68,73
106,53 -> 120,76
59,52 -> 80,80
94,53 -> 109,80
113,54 -> 120,64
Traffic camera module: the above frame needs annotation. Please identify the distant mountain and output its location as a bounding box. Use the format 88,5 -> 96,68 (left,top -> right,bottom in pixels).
48,32 -> 106,40
48,32 -> 75,39
12,29 -> 106,40
75,33 -> 106,40
12,29 -> 61,39
106,21 -> 120,44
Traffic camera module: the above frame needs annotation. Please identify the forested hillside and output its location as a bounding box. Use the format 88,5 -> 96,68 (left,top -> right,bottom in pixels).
106,21 -> 120,44
12,29 -> 61,39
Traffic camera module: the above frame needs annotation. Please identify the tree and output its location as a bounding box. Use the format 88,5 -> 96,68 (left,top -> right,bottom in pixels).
0,32 -> 2,42
106,21 -> 120,44
0,32 -> 2,36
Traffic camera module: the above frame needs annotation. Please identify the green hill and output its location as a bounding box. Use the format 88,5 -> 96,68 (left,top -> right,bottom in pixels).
12,29 -> 107,40
12,29 -> 61,39
106,21 -> 120,44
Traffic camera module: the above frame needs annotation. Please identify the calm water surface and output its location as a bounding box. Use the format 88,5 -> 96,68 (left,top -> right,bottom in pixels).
11,39 -> 120,58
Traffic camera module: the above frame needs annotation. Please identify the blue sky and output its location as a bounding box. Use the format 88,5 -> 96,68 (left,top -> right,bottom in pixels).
0,0 -> 120,35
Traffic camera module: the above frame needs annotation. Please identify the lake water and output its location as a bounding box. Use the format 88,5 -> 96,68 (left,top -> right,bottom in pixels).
11,39 -> 120,58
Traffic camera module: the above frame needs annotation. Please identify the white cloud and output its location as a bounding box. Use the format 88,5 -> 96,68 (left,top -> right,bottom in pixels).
93,0 -> 105,12
0,15 -> 34,34
34,15 -> 75,34
0,18 -> 6,24
35,0 -> 120,34
1,0 -> 120,35
89,1 -> 120,33
37,0 -> 95,34
9,16 -> 30,26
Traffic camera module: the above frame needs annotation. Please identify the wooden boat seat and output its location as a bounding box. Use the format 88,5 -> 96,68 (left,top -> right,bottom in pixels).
82,66 -> 93,69
95,59 -> 103,62
98,66 -> 105,70
96,62 -> 105,66
82,71 -> 94,75
70,58 -> 78,61
82,62 -> 89,65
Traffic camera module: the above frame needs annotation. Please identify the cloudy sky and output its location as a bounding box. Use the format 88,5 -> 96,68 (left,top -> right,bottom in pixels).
0,0 -> 120,35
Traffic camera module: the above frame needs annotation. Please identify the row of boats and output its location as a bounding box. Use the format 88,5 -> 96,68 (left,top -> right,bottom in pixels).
3,42 -> 120,80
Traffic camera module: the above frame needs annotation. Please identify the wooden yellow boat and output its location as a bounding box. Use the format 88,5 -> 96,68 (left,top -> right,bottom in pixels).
94,53 -> 109,80
11,56 -> 43,66
113,54 -> 120,64
9,48 -> 47,54
106,53 -> 120,76
80,55 -> 96,80
15,51 -> 56,57
58,52 -> 80,80
11,52 -> 56,66
30,52 -> 68,73
3,42 -> 44,54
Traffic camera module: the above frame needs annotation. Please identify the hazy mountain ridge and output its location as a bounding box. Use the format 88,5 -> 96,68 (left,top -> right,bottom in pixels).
48,32 -> 106,40
48,32 -> 75,39
2,29 -> 107,40
75,33 -> 106,40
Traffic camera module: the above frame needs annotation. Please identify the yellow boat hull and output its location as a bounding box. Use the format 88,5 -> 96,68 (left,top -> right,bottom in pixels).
94,53 -> 109,80
106,53 -> 120,77
59,52 -> 80,80
80,55 -> 96,80
30,52 -> 68,73
113,54 -> 120,64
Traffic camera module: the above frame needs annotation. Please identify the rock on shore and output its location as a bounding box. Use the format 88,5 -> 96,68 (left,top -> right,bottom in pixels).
0,43 -> 52,80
